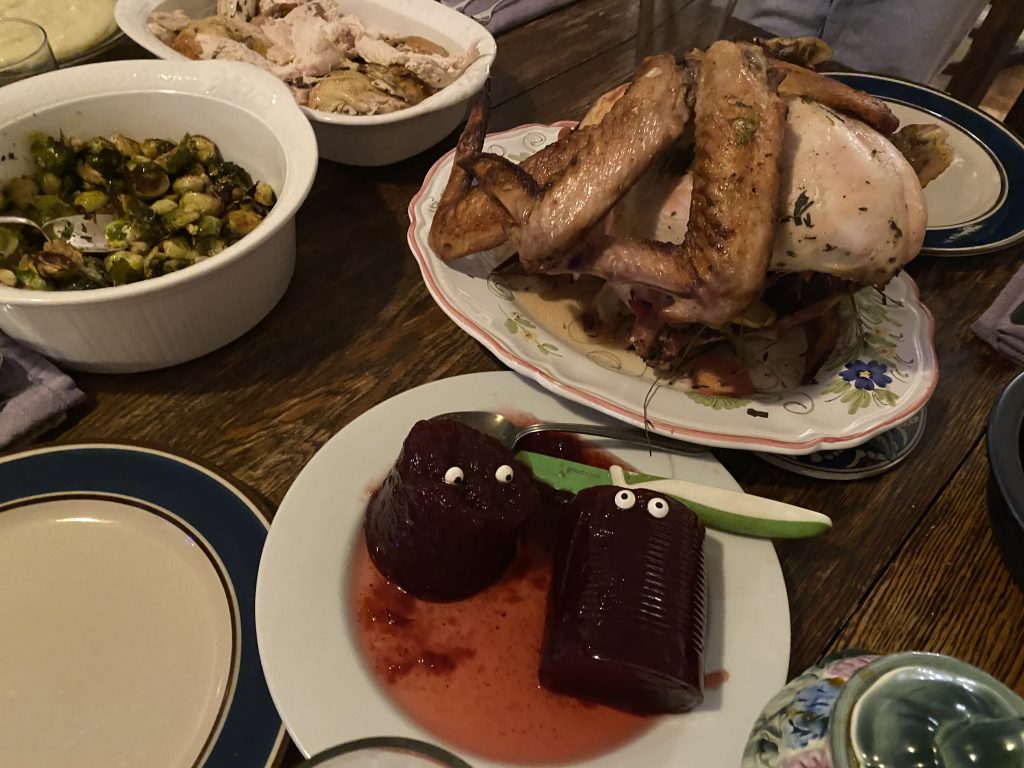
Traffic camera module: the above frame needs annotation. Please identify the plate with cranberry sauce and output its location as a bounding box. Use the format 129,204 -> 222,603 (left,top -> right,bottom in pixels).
256,371 -> 790,767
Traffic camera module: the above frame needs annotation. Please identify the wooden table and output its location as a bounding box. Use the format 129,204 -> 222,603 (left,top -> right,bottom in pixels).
25,0 -> 1024,763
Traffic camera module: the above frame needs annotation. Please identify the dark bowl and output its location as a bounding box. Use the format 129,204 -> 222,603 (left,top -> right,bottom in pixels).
986,371 -> 1024,590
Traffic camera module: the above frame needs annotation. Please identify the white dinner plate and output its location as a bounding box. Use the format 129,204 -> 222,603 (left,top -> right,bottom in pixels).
407,127 -> 938,455
0,443 -> 285,768
256,371 -> 791,768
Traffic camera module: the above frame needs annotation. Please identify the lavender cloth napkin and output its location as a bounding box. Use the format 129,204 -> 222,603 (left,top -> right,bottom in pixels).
971,264 -> 1024,366
0,333 -> 85,449
439,0 -> 580,35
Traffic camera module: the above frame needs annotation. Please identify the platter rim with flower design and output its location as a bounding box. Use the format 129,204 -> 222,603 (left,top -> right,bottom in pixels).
407,123 -> 939,455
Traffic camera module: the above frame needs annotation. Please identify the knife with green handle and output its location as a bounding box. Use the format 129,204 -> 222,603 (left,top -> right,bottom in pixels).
516,450 -> 832,539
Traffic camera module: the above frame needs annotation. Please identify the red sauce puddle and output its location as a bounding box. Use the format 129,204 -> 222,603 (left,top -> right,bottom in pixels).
350,422 -> 726,764
350,537 -> 656,764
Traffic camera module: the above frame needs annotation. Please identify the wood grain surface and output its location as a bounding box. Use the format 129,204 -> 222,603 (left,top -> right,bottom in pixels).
6,1 -> 1024,765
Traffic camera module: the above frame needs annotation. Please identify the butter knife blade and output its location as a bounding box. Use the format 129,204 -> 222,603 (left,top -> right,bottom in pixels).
517,450 -> 831,539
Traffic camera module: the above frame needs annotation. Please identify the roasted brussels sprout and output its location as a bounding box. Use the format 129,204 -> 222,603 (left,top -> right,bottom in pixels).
225,208 -> 263,238
195,235 -> 226,256
105,218 -> 130,249
141,138 -> 174,159
27,195 -> 75,223
149,198 -> 178,216
185,134 -> 220,163
190,215 -> 222,237
154,142 -> 194,174
209,160 -> 252,190
110,133 -> 143,158
1,131 -> 275,290
0,226 -> 18,258
173,174 -> 209,195
126,162 -> 171,199
253,181 -> 276,207
81,137 -> 123,181
104,250 -> 145,285
73,190 -> 110,213
30,134 -> 74,175
30,240 -> 85,279
5,176 -> 39,209
15,269 -> 50,290
39,172 -> 62,196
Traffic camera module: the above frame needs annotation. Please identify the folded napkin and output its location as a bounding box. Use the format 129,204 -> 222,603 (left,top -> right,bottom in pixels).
971,265 -> 1024,366
440,0 -> 580,35
0,333 -> 85,449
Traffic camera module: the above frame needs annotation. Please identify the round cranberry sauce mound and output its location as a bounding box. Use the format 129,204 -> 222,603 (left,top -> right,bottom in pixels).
365,418 -> 541,601
540,486 -> 707,714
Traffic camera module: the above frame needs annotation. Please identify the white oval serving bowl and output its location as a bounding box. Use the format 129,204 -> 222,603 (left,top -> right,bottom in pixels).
116,0 -> 497,166
0,59 -> 318,373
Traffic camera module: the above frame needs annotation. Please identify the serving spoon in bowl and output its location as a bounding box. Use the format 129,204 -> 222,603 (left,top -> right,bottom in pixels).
0,213 -> 116,253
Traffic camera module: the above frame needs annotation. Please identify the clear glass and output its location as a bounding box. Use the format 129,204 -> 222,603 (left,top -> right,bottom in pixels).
0,18 -> 57,87
636,0 -> 739,63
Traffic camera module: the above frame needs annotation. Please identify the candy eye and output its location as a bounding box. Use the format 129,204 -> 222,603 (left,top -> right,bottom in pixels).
647,497 -> 670,518
614,490 -> 636,509
495,465 -> 514,483
444,466 -> 465,485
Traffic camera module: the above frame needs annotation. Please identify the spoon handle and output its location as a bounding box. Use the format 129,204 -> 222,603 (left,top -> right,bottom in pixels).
0,215 -> 43,233
515,423 -> 707,456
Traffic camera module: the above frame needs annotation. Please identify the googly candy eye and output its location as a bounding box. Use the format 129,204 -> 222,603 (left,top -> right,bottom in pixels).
495,465 -> 514,483
614,490 -> 636,509
647,497 -> 670,518
444,466 -> 465,485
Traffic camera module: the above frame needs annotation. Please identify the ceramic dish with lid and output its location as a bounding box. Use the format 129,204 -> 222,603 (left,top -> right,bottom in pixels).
0,59 -> 317,373
987,370 -> 1024,590
115,0 -> 497,166
743,650 -> 1024,768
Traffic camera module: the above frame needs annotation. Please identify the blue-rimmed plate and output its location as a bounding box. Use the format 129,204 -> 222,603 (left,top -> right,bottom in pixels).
828,72 -> 1024,256
0,443 -> 285,768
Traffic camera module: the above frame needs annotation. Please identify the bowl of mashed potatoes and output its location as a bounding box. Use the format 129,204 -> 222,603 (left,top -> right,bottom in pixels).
116,0 -> 496,166
0,0 -> 123,63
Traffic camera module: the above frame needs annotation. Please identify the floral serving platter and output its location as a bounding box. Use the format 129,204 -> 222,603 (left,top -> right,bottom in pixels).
407,123 -> 939,455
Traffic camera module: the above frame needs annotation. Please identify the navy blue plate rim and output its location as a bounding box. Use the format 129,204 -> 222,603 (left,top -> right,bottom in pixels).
0,442 -> 287,768
827,71 -> 1024,257
755,408 -> 927,480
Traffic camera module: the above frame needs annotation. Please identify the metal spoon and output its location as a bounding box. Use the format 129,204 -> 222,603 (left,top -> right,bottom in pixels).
436,410 -> 707,456
0,213 -> 116,253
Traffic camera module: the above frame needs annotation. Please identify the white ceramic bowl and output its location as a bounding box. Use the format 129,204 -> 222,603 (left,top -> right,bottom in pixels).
0,59 -> 317,373
116,0 -> 497,166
